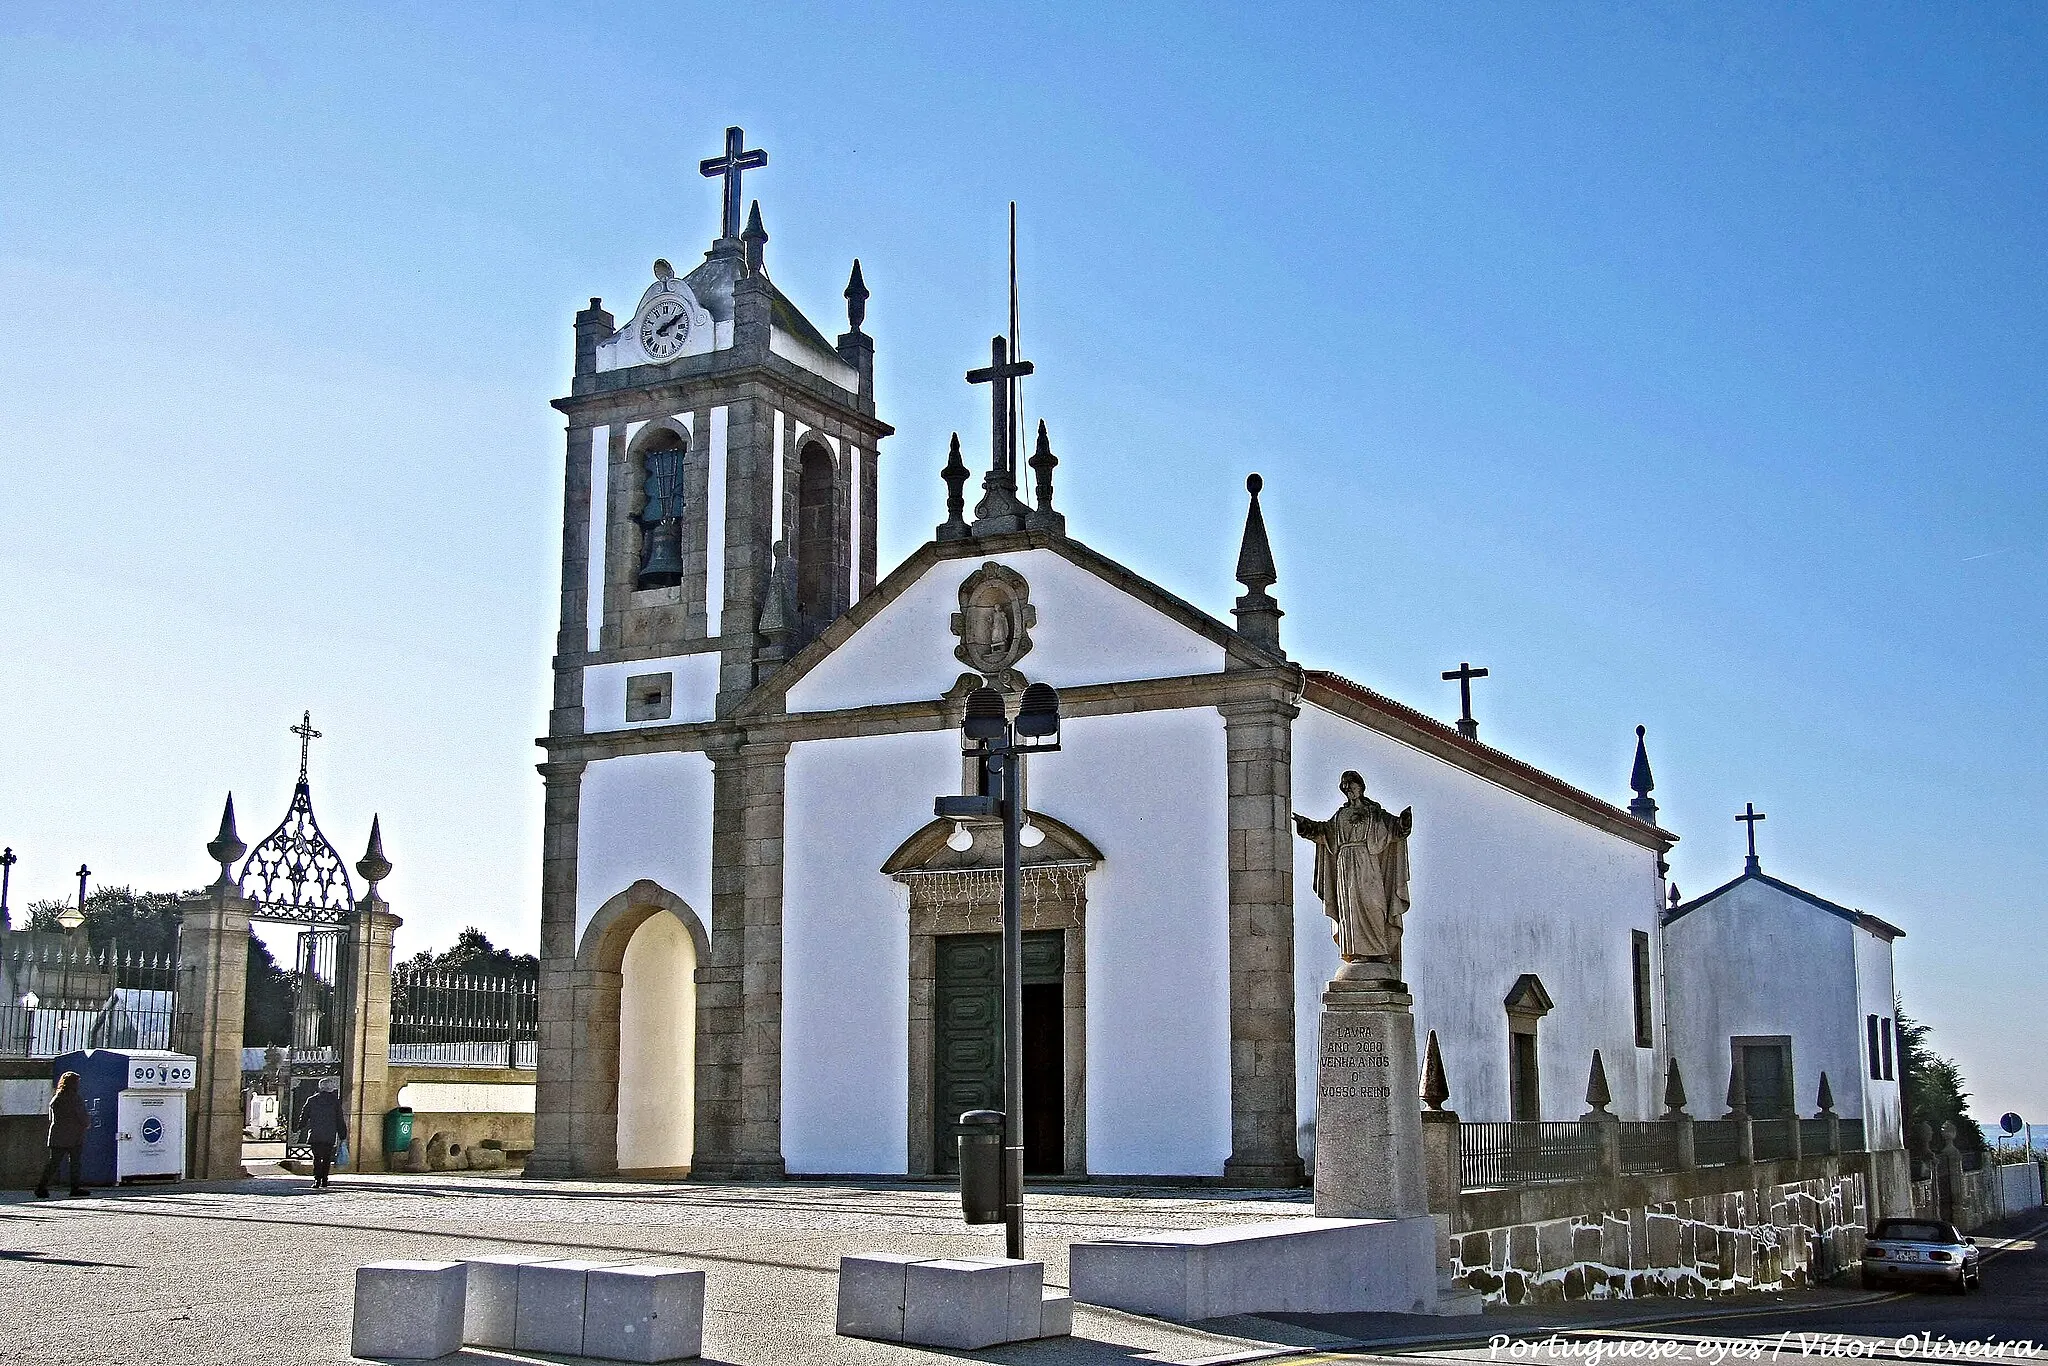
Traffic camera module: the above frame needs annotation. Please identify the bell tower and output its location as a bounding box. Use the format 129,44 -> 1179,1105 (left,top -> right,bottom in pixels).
547,127 -> 892,733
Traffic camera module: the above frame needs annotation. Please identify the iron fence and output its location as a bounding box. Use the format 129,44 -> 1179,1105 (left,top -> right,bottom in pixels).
390,969 -> 536,1070
1619,1120 -> 1678,1175
1693,1119 -> 1742,1167
1800,1118 -> 1836,1154
0,940 -> 178,1058
1841,1119 -> 1865,1153
1752,1117 -> 1798,1161
1459,1121 -> 1603,1189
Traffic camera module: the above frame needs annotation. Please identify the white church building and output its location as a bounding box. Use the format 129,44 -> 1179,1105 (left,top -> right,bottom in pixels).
525,132 -> 1904,1187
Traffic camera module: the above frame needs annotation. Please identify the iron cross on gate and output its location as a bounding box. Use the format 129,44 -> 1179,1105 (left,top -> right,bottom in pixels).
966,335 -> 1034,488
1737,802 -> 1767,872
699,126 -> 767,242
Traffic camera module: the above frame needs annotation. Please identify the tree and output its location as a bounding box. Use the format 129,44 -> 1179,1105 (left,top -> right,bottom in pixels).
401,926 -> 537,981
244,935 -> 294,1047
26,885 -> 187,956
1897,1001 -> 1984,1155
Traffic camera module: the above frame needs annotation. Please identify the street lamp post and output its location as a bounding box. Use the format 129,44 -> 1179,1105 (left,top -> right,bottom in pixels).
0,847 -> 15,931
935,682 -> 1062,1261
57,864 -> 90,933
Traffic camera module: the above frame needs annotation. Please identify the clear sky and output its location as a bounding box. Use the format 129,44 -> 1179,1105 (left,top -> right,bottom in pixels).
2,4 -> 2042,1117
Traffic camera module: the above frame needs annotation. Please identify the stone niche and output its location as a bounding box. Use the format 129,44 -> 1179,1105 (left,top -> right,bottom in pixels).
882,812 -> 1100,1179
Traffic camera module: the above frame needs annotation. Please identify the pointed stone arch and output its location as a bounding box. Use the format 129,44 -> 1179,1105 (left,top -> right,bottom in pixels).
568,880 -> 709,1176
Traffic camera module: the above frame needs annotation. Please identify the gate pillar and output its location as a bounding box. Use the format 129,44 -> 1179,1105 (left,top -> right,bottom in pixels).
336,819 -> 402,1172
174,797 -> 255,1181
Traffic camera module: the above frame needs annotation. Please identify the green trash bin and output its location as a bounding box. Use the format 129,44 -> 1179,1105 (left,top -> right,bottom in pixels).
384,1106 -> 415,1157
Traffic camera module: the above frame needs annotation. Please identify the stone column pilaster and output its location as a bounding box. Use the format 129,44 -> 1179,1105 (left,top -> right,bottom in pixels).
336,894 -> 401,1171
172,883 -> 251,1181
1218,696 -> 1304,1188
528,759 -> 585,1179
717,390 -> 775,713
551,424 -> 595,737
694,737 -> 788,1179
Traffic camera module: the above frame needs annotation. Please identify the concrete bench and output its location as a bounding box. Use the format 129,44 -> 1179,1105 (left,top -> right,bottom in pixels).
352,1260 -> 467,1361
460,1253 -> 553,1349
1068,1214 -> 1439,1321
583,1264 -> 706,1363
514,1258 -> 630,1355
837,1253 -> 1070,1350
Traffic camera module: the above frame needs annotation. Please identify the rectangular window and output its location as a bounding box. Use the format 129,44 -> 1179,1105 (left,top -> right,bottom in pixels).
1881,1017 -> 1895,1080
1630,930 -> 1654,1048
1867,1015 -> 1882,1079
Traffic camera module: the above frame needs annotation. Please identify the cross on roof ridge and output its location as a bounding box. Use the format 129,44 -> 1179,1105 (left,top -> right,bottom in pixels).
699,125 -> 767,243
1737,801 -> 1767,873
290,710 -> 322,784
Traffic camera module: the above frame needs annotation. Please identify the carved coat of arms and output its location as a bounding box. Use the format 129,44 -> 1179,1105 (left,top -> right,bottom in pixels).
950,562 -> 1036,679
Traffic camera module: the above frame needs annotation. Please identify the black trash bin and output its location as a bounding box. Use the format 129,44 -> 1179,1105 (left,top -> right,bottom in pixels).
958,1109 -> 1005,1224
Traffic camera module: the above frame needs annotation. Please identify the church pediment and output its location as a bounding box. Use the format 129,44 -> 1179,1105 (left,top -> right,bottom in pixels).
881,810 -> 1102,876
749,532 -> 1281,719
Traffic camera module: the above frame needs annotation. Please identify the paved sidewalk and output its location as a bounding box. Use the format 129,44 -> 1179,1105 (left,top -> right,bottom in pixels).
0,1164 -> 1355,1365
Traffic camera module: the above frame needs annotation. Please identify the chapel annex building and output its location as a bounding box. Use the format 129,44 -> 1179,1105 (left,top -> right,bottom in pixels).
526,134 -> 1905,1186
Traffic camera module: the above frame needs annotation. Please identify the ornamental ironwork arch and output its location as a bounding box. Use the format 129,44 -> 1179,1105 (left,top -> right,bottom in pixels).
238,711 -> 357,926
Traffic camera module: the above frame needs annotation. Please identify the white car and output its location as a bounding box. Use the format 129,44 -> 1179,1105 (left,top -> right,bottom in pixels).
1861,1218 -> 1982,1292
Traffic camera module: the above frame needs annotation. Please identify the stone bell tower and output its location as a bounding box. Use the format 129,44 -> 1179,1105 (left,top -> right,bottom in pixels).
547,126 -> 893,735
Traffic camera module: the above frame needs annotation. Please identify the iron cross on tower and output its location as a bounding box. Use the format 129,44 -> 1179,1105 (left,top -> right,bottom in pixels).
1442,661 -> 1489,740
291,710 -> 322,784
1737,802 -> 1767,874
699,125 -> 767,242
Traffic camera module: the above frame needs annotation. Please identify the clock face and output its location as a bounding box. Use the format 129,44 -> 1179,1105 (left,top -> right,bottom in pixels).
639,296 -> 690,359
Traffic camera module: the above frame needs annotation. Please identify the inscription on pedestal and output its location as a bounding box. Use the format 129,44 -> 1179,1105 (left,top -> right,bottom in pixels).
1314,987 -> 1426,1220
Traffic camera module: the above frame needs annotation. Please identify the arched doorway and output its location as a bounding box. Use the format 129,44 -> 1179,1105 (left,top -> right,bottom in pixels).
575,880 -> 707,1176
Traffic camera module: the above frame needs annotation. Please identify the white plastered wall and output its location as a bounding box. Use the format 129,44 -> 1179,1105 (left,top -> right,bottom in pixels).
1853,922 -> 1904,1147
583,651 -> 720,729
784,548 -> 1225,713
1293,704 -> 1665,1139
617,909 -> 695,1171
1662,880 -> 1862,1125
781,729 -> 957,1174
575,751 -> 715,946
1030,706 -> 1234,1175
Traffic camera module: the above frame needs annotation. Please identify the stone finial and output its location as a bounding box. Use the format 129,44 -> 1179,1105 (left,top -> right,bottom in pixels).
757,540 -> 793,665
1815,1071 -> 1835,1116
1629,725 -> 1659,824
1725,1062 -> 1747,1118
356,815 -> 392,889
1668,883 -> 1681,913
1664,1058 -> 1689,1116
937,434 -> 971,542
1911,1118 -> 1933,1154
207,793 -> 247,874
1231,474 -> 1283,652
1025,420 -> 1065,534
1935,1119 -> 1956,1153
1422,1029 -> 1450,1111
741,199 -> 768,275
844,259 -> 869,334
1583,1049 -> 1613,1116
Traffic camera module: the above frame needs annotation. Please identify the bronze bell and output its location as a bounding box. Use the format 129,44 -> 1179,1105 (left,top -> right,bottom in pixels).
638,520 -> 684,589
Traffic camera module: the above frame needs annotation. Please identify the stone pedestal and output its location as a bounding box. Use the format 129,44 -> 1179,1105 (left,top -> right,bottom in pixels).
171,882 -> 251,1181
1314,969 -> 1426,1220
1069,1216 -> 1438,1320
352,1260 -> 467,1361
836,1253 -> 1068,1348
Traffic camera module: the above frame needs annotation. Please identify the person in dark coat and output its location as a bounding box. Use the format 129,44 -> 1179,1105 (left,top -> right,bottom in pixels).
36,1071 -> 89,1199
298,1083 -> 349,1190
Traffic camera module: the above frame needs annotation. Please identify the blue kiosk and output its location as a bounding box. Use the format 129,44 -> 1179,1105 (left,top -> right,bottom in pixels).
51,1049 -> 196,1186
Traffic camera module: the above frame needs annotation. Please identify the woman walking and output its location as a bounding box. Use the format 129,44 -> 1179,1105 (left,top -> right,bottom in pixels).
35,1071 -> 90,1199
298,1080 -> 349,1190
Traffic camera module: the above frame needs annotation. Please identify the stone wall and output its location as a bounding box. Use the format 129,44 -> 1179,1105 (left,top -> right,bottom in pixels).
1450,1165 -> 1866,1304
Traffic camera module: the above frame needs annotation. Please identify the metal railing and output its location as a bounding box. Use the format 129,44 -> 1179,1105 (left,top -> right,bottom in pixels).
1752,1117 -> 1798,1162
1841,1119 -> 1865,1152
389,969 -> 536,1070
1619,1120 -> 1678,1175
0,941 -> 178,1058
1460,1121 -> 1604,1189
1800,1118 -> 1835,1154
1694,1119 -> 1742,1167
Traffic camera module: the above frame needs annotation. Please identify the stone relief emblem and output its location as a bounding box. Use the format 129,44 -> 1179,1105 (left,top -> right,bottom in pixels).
950,562 -> 1036,679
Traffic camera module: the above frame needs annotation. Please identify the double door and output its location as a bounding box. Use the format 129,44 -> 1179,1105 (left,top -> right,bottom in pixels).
933,931 -> 1065,1176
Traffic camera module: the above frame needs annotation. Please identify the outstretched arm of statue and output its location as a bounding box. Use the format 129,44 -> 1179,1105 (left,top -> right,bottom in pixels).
1293,813 -> 1323,839
1398,805 -> 1413,836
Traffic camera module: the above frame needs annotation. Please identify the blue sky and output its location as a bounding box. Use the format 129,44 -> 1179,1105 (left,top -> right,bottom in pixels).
1,4 -> 2042,1116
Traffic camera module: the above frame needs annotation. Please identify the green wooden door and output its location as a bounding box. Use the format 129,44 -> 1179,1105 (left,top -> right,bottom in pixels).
933,931 -> 1063,1174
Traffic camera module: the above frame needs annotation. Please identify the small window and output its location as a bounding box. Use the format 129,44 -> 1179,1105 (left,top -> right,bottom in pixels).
624,671 -> 673,723
1881,1017 -> 1895,1081
1630,930 -> 1654,1048
1867,1015 -> 1882,1079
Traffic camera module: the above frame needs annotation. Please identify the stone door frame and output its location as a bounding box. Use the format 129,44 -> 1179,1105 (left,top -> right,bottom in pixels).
568,878 -> 711,1176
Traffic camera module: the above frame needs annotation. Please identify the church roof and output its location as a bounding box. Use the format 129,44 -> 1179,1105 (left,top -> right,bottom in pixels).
1664,868 -> 1904,940
682,249 -> 842,360
1303,670 -> 1674,853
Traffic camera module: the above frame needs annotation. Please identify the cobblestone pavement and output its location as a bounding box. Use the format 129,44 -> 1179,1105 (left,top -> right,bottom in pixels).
0,1162 -> 1363,1365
